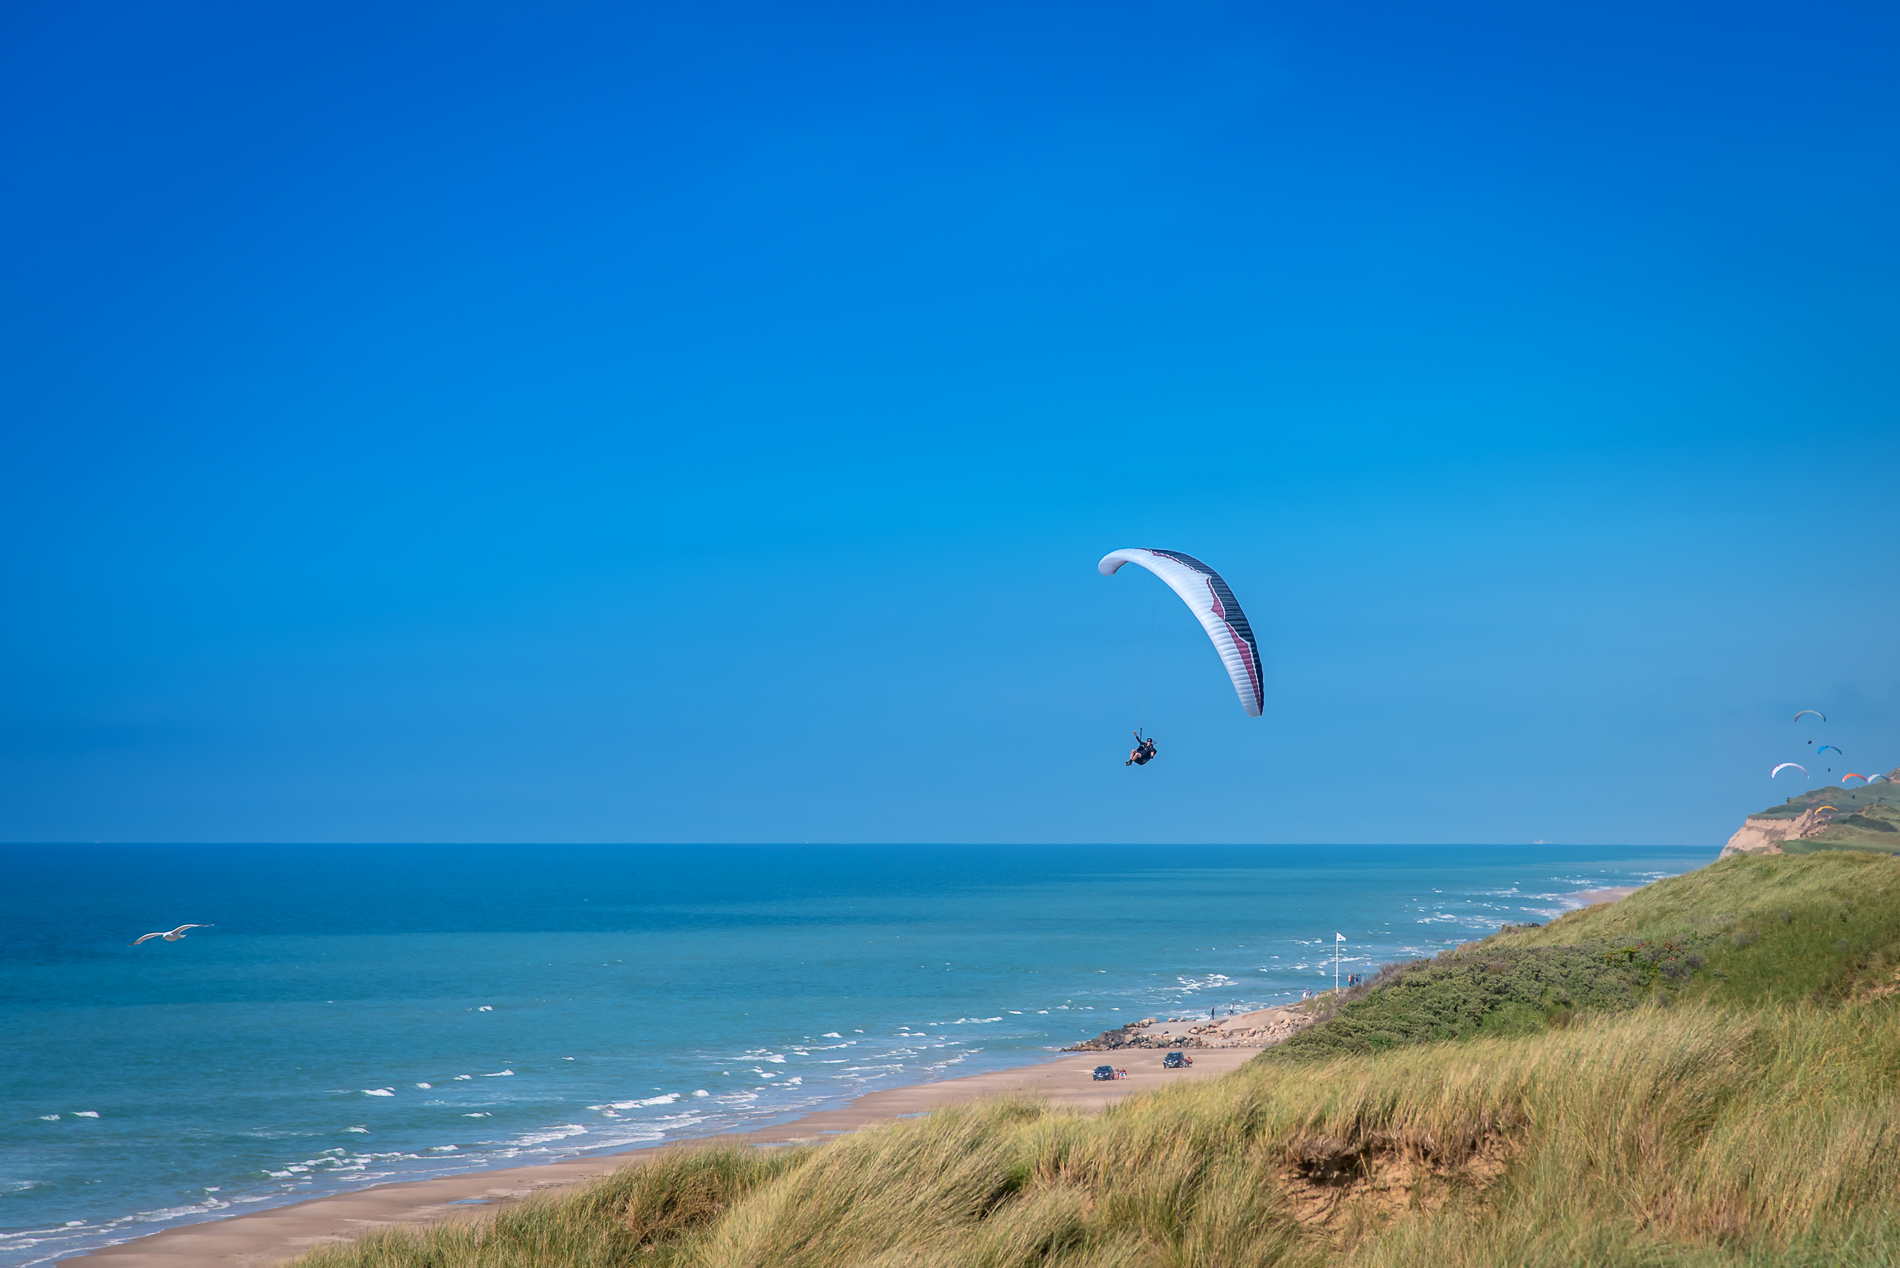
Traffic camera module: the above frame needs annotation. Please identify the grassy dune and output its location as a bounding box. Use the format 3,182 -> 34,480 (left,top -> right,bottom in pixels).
297,853 -> 1900,1268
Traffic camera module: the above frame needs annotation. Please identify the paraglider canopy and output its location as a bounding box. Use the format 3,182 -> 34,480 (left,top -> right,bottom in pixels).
1098,548 -> 1264,717
1771,762 -> 1808,779
1795,709 -> 1827,723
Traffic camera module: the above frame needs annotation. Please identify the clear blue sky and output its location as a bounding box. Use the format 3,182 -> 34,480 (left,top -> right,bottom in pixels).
4,0 -> 1897,845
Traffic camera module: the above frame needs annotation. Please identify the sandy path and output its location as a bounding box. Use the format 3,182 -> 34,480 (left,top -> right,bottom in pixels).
66,1047 -> 1263,1267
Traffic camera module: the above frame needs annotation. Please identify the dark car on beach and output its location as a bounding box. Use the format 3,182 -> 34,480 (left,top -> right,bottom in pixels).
1162,1051 -> 1192,1069
1091,1064 -> 1117,1081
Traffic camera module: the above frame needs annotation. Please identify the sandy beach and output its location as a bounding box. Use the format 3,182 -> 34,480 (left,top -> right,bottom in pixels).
66,1013 -> 1298,1268
1563,885 -> 1643,906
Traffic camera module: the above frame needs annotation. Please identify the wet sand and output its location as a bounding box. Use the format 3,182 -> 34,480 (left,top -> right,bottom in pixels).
66,1046 -> 1264,1268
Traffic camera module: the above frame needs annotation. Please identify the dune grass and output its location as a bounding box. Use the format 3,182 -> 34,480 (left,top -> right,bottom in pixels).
1495,849 -> 1900,1007
294,853 -> 1900,1268
1278,848 -> 1900,1063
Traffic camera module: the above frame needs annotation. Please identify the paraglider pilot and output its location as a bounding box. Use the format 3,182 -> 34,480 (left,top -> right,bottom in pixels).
1126,730 -> 1158,767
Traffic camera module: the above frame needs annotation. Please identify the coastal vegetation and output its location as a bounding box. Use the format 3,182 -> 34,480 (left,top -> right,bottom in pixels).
298,851 -> 1900,1267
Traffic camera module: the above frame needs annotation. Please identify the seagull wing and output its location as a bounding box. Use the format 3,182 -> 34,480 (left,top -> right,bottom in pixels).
169,924 -> 212,935
131,932 -> 164,946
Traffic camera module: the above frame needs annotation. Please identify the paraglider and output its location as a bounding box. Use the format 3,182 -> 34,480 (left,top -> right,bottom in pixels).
1771,762 -> 1808,779
1125,730 -> 1157,766
1098,548 -> 1264,717
1843,774 -> 1868,785
1818,745 -> 1844,757
1795,710 -> 1827,723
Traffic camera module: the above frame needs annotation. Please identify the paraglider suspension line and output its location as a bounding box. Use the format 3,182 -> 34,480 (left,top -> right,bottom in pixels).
1139,578 -> 1155,733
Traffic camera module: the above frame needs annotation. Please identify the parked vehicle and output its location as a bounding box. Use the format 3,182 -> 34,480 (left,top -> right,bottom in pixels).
1091,1064 -> 1117,1081
1162,1051 -> 1193,1069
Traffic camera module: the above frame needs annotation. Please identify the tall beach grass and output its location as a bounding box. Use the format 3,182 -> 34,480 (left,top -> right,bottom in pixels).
296,853 -> 1900,1267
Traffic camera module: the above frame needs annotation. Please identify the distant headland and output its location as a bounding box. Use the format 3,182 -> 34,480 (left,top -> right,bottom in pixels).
1722,770 -> 1900,857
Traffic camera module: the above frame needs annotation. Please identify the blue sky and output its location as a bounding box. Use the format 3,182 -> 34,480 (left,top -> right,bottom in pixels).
3,0 -> 1897,844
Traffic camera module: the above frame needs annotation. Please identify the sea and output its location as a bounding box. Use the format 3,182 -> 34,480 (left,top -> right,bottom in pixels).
0,842 -> 1711,1266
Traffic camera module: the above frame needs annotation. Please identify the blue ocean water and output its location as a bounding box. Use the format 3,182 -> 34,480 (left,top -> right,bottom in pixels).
0,843 -> 1711,1266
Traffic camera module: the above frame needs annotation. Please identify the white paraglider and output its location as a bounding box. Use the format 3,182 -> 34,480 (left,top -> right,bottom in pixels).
1098,548 -> 1264,717
1770,762 -> 1807,780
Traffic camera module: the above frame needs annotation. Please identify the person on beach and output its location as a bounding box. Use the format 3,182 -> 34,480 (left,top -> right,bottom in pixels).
1125,730 -> 1158,766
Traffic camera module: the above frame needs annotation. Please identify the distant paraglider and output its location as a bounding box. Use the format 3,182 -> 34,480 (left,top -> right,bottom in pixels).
1099,548 -> 1264,718
1771,762 -> 1808,780
1795,710 -> 1827,723
1818,745 -> 1844,757
1843,773 -> 1868,785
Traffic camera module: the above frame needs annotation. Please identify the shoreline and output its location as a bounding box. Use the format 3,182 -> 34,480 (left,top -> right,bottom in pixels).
1561,885 -> 1643,907
64,1021 -> 1290,1268
50,882 -> 1659,1267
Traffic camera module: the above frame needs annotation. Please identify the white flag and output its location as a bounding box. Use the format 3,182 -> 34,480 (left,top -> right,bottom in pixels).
1335,932 -> 1345,941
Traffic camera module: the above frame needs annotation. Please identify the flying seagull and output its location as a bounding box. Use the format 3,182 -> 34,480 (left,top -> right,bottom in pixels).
131,924 -> 212,946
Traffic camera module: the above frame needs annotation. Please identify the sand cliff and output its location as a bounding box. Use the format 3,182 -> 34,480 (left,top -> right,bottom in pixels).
1721,809 -> 1821,857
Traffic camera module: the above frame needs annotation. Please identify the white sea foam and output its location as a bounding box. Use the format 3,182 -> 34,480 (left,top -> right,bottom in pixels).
346,1126 -> 369,1133
693,1089 -> 709,1097
454,1074 -> 472,1080
478,1006 -> 494,1012
594,1092 -> 680,1111
482,1070 -> 514,1077
73,1111 -> 100,1118
510,1124 -> 589,1147
415,1082 -> 432,1089
38,1114 -> 58,1121
464,1112 -> 491,1117
362,1088 -> 395,1097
